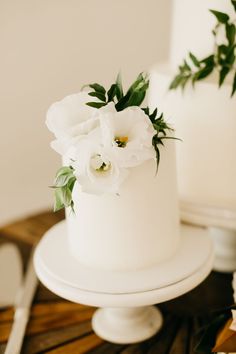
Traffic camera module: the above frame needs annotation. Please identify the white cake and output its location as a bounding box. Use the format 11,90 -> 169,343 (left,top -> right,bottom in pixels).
66,140 -> 180,271
149,0 -> 236,210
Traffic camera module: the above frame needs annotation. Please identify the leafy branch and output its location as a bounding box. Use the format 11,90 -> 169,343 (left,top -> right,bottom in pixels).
170,0 -> 236,96
86,73 -> 175,170
52,166 -> 76,212
142,107 -> 174,170
85,72 -> 149,111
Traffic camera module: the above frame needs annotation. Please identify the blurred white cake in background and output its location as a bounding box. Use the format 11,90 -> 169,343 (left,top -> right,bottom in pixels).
149,0 -> 236,272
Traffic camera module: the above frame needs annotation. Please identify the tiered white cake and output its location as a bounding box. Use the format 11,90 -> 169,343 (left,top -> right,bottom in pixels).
67,140 -> 180,271
149,0 -> 236,210
46,85 -> 181,272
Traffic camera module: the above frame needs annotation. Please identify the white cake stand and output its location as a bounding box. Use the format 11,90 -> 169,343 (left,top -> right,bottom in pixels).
34,221 -> 214,344
180,200 -> 236,272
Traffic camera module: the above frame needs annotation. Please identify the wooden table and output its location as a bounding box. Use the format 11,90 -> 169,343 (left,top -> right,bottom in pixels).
0,211 -> 233,354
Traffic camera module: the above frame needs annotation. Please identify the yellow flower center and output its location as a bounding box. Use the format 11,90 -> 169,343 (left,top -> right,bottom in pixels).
114,136 -> 128,148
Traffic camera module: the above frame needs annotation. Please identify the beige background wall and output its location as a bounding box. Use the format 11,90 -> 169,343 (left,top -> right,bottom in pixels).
0,0 -> 171,225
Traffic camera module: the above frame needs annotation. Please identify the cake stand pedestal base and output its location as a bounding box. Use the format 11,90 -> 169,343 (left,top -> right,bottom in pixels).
34,221 -> 214,344
92,306 -> 162,344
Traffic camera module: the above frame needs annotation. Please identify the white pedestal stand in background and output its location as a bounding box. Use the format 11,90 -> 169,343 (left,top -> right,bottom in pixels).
180,201 -> 236,273
34,221 -> 214,344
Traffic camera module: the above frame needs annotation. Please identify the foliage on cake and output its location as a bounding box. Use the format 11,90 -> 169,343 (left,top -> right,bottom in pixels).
170,0 -> 236,96
46,73 -> 173,211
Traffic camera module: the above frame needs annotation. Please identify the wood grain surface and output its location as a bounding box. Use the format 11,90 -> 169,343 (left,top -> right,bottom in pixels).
0,210 -> 233,354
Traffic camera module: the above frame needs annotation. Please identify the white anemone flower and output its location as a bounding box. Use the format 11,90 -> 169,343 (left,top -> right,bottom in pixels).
72,134 -> 128,195
99,106 -> 156,167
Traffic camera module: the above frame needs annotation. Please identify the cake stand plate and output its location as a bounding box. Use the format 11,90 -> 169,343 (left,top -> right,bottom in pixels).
180,200 -> 236,272
34,222 -> 214,344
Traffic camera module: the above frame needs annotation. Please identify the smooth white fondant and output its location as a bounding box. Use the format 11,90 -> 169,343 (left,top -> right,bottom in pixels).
149,64 -> 236,210
34,224 -> 213,343
170,0 -> 235,68
65,140 -> 180,271
34,220 -> 213,294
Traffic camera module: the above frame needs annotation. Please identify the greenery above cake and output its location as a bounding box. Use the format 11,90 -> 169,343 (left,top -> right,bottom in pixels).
46,73 -> 173,211
170,0 -> 236,96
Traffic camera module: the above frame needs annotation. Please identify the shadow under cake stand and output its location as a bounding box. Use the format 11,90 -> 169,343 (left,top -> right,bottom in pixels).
34,221 -> 214,344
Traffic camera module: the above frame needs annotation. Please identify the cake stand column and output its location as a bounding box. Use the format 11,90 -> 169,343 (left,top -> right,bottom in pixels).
92,306 -> 163,344
209,227 -> 236,272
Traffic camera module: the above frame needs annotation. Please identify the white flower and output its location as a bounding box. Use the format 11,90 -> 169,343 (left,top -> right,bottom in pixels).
72,134 -> 128,195
99,106 -> 156,167
46,92 -> 115,155
46,91 -> 98,139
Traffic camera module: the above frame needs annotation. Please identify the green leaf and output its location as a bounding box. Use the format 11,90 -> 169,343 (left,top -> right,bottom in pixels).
89,83 -> 106,94
54,173 -> 74,188
169,74 -> 184,90
115,73 -> 124,100
231,71 -> 236,96
54,188 -> 65,212
107,84 -> 117,102
189,52 -> 200,67
86,102 -> 107,109
226,23 -> 236,45
219,66 -> 230,86
55,166 -> 73,179
231,0 -> 236,12
88,91 -> 106,102
210,10 -> 229,23
193,65 -> 214,81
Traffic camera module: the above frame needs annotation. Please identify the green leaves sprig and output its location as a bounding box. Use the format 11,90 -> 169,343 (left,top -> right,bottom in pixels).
86,73 -> 149,111
52,166 -> 76,212
170,0 -> 236,96
86,73 -> 174,170
52,73 -> 175,211
142,107 -> 174,168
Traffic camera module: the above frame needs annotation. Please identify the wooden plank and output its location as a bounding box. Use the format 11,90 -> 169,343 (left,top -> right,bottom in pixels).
0,302 -> 92,323
22,321 -> 92,354
34,283 -> 61,302
45,333 -> 104,354
88,342 -> 126,354
147,315 -> 180,354
120,342 -> 147,354
169,318 -> 190,354
30,301 -> 91,318
0,308 -> 95,342
0,307 -> 14,323
0,210 -> 64,246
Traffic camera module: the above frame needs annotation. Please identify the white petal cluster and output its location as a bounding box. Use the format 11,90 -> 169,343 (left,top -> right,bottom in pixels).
46,92 -> 156,194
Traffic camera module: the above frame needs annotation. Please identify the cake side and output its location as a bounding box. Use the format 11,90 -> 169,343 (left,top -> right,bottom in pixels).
66,140 -> 180,271
170,0 -> 235,69
149,65 -> 236,209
